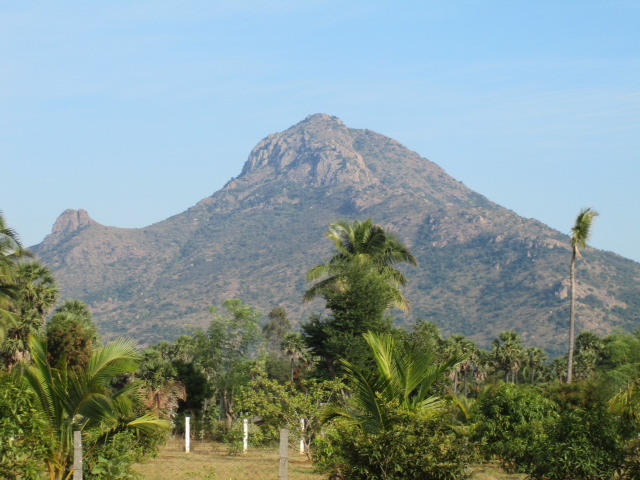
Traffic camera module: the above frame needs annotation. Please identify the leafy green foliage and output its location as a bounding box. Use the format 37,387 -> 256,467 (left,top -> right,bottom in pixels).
0,371 -> 48,479
315,409 -> 472,480
84,429 -> 165,480
526,406 -> 631,480
472,383 -> 558,470
46,300 -> 100,369
23,336 -> 169,479
237,368 -> 344,458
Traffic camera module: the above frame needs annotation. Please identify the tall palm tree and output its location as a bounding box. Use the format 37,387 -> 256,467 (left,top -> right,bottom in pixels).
23,336 -> 169,480
322,332 -> 463,435
444,334 -> 478,395
281,332 -> 306,383
2,261 -> 59,368
526,347 -> 547,384
0,212 -> 31,340
492,331 -> 526,383
304,219 -> 417,312
567,208 -> 598,384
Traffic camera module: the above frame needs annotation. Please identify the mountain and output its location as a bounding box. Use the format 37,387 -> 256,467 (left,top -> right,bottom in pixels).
32,114 -> 640,354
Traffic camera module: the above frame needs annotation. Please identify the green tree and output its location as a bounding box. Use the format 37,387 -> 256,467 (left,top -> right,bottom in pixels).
2,261 -> 59,369
472,383 -> 559,471
444,334 -> 479,395
281,332 -> 307,383
304,219 -> 417,311
302,220 -> 417,377
492,331 -> 526,383
138,343 -> 186,421
199,300 -> 262,429
526,347 -> 548,384
46,300 -> 100,369
23,336 -> 169,480
323,331 -> 462,435
262,307 -> 291,353
318,332 -> 469,480
0,370 -> 48,478
237,368 -> 344,460
0,212 -> 31,342
567,208 -> 598,384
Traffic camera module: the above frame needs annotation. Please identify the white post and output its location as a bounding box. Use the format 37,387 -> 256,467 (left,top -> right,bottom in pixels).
73,430 -> 82,480
299,418 -> 305,454
185,416 -> 191,453
279,429 -> 289,480
243,418 -> 248,453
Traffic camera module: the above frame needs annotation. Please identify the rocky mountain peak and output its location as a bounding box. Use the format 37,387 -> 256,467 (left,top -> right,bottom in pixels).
37,209 -> 98,249
239,113 -> 378,188
52,209 -> 96,235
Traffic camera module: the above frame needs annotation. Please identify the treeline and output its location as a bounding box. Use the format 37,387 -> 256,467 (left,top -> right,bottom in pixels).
2,213 -> 640,479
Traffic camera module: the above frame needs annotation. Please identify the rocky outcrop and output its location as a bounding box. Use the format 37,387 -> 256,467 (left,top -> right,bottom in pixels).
38,209 -> 98,248
241,114 -> 379,188
51,209 -> 96,235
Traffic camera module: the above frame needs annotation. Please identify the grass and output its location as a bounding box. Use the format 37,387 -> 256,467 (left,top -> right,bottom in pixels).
135,438 -> 526,480
133,437 -> 323,480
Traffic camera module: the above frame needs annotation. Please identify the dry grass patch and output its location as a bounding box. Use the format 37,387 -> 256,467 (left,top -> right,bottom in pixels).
133,437 -> 323,480
469,462 -> 527,480
136,438 -> 525,480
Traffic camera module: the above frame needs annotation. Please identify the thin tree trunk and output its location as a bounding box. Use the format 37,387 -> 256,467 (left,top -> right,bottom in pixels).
567,251 -> 577,384
463,370 -> 468,396
290,357 -> 295,383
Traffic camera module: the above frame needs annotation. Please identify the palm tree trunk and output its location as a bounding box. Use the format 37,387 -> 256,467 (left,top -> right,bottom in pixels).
567,251 -> 577,384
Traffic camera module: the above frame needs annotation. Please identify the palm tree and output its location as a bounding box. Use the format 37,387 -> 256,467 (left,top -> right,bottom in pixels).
492,331 -> 526,383
23,336 -> 169,480
2,261 -> 59,368
304,219 -> 417,312
444,334 -> 479,395
567,208 -> 598,384
609,380 -> 640,420
281,332 -> 306,382
0,211 -> 31,341
526,347 -> 547,384
322,332 -> 463,435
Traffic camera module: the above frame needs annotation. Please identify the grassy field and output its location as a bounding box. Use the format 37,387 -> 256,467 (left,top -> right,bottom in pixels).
133,437 -> 323,480
134,438 -> 525,480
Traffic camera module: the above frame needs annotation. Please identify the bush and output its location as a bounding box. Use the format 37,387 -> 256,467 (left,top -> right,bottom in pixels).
526,406 -> 630,480
315,411 -> 472,480
84,429 -> 166,479
0,372 -> 48,479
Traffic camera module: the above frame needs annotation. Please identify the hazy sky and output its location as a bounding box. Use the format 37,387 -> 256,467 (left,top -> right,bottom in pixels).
2,1 -> 639,262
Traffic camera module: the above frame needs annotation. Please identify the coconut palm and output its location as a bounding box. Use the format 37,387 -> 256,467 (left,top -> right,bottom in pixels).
304,219 -> 417,312
609,380 -> 640,420
322,331 -> 463,435
567,208 -> 598,384
23,336 -> 169,480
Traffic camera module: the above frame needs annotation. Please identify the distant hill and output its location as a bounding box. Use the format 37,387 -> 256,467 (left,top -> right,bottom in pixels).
32,114 -> 640,354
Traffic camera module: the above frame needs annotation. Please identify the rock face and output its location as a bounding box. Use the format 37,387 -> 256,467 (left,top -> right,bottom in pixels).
32,114 -> 640,352
241,114 -> 378,188
50,209 -> 96,236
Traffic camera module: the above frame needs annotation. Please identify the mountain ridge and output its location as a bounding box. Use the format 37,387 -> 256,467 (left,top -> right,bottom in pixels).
32,114 -> 640,353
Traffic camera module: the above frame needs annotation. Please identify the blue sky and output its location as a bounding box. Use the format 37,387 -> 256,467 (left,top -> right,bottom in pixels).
2,1 -> 639,262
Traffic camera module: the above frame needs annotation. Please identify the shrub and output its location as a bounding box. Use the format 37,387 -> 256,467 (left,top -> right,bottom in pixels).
315,410 -> 472,480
